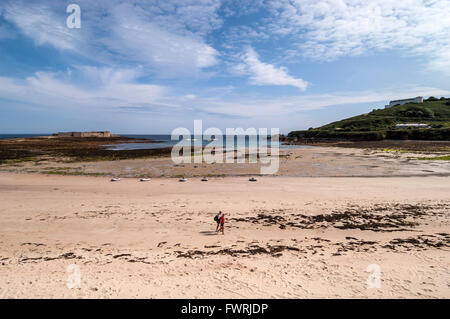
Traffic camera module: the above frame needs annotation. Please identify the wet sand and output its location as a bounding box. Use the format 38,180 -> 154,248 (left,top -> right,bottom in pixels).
2,146 -> 450,178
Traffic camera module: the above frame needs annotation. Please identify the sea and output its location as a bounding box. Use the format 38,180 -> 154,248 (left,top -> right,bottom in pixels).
0,134 -> 48,139
0,134 -> 312,150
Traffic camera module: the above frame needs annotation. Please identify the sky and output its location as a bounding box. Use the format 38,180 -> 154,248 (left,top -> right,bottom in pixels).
0,0 -> 450,134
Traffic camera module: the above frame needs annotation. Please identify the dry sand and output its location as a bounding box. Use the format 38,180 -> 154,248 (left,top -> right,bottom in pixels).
0,171 -> 449,298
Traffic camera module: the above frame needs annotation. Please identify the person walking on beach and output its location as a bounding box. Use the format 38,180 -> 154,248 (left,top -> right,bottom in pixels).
219,213 -> 225,235
214,211 -> 222,232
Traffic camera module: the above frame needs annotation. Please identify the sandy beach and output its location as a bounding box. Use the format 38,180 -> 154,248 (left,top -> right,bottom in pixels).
2,0 -> 450,303
0,170 -> 449,298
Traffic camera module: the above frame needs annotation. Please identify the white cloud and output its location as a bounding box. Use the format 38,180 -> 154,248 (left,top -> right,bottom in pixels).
0,67 -> 169,111
104,3 -> 219,76
4,0 -> 450,77
266,0 -> 450,73
2,2 -> 80,50
235,47 -> 309,90
193,85 -> 450,118
1,66 -> 449,134
4,67 -> 446,119
0,0 -> 221,76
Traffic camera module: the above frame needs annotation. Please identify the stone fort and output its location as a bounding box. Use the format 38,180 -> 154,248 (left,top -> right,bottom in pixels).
54,131 -> 112,138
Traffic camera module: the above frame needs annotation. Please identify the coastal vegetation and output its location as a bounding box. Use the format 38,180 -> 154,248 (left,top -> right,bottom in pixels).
418,155 -> 450,161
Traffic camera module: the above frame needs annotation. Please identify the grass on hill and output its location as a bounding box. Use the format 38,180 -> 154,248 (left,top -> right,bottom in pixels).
288,97 -> 450,141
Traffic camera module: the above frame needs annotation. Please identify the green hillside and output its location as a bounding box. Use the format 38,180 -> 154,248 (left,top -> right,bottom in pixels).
288,97 -> 450,141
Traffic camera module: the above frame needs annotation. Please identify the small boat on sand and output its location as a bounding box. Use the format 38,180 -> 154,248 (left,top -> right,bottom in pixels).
201,177 -> 208,182
140,178 -> 151,182
111,178 -> 121,182
179,177 -> 187,182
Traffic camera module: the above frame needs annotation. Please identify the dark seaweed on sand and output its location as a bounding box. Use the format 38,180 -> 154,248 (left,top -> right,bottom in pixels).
231,203 -> 447,232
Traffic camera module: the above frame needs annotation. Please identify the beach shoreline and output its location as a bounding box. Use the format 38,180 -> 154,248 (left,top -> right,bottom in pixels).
1,143 -> 450,178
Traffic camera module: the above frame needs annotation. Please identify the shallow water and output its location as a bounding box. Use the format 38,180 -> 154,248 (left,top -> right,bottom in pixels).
106,135 -> 315,151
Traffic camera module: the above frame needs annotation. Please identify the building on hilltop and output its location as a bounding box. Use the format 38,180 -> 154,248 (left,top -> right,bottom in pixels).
54,131 -> 112,138
385,96 -> 423,108
395,123 -> 430,129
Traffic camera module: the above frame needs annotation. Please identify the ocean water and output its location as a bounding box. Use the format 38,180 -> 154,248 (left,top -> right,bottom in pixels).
0,134 -> 49,139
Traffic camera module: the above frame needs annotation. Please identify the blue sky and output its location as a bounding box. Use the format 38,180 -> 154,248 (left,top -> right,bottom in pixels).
1,0 -> 450,134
